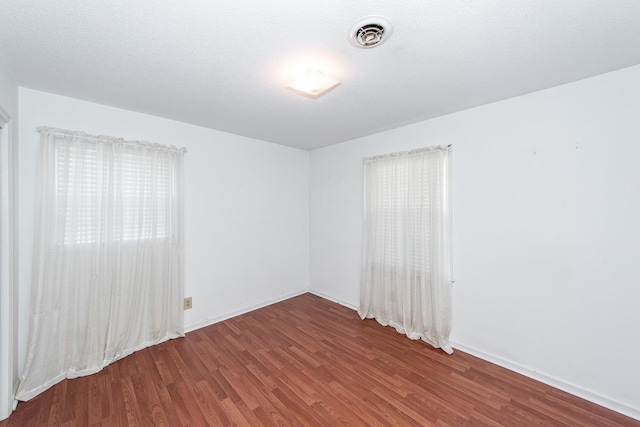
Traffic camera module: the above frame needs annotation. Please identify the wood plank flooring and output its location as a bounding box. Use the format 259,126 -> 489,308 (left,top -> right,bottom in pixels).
2,293 -> 638,426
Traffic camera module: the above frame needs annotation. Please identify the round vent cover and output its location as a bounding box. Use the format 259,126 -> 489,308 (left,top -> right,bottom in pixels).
349,16 -> 393,48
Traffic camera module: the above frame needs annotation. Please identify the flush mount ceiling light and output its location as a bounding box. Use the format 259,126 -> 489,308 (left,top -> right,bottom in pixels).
286,69 -> 341,99
349,16 -> 393,48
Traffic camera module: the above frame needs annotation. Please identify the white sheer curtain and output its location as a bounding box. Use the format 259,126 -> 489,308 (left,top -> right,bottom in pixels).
16,127 -> 186,401
359,146 -> 454,354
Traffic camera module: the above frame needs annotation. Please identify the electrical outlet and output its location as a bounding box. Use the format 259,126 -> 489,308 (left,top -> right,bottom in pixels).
184,297 -> 192,310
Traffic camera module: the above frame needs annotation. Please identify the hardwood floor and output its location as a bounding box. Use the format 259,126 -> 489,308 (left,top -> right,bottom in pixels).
2,293 -> 637,426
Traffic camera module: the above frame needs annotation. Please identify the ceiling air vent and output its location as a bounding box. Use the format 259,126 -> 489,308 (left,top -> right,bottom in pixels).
349,16 -> 393,49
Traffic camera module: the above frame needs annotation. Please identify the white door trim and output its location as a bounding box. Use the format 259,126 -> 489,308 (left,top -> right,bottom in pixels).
0,105 -> 17,421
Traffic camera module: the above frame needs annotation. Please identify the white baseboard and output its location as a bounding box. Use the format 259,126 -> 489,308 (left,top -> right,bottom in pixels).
450,341 -> 640,422
184,290 -> 308,333
308,289 -> 358,311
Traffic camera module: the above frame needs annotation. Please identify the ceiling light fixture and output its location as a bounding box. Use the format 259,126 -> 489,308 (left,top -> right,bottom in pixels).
286,69 -> 341,99
349,16 -> 393,48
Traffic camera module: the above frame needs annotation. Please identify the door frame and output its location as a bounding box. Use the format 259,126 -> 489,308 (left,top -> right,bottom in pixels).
0,105 -> 18,420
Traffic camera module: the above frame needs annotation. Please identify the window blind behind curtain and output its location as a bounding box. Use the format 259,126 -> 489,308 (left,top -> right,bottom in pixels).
17,128 -> 186,401
55,139 -> 174,244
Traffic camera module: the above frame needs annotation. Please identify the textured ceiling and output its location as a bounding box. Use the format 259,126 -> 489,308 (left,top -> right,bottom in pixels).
1,1 -> 640,150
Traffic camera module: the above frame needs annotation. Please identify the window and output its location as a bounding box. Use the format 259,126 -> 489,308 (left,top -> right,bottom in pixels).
369,157 -> 431,270
54,140 -> 176,245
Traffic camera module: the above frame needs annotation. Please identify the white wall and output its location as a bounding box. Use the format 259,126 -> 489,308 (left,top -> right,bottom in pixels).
0,54 -> 19,421
309,64 -> 640,419
18,88 -> 309,375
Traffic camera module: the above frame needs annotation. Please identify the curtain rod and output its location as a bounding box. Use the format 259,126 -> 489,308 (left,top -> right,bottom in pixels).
37,126 -> 187,153
364,144 -> 451,162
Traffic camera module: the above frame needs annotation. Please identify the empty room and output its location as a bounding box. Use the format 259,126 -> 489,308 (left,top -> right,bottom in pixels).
1,1 -> 639,425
